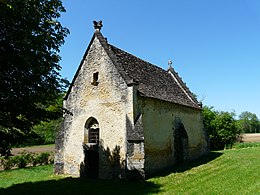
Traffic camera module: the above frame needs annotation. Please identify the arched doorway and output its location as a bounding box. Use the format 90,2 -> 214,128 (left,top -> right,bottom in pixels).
82,117 -> 99,179
174,118 -> 188,164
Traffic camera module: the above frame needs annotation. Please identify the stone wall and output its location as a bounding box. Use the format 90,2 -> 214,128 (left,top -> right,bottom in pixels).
55,36 -> 131,179
140,97 -> 209,176
54,35 -> 209,180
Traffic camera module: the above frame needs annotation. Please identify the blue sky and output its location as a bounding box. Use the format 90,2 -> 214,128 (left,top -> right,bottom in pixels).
59,0 -> 260,118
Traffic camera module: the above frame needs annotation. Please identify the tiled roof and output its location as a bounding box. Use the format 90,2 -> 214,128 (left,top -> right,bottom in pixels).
108,44 -> 200,109
66,31 -> 201,109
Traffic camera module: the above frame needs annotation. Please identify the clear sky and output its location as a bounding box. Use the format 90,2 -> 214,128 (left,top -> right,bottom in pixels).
59,0 -> 260,118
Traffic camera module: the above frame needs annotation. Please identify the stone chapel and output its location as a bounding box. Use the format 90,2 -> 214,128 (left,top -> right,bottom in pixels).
54,21 -> 209,180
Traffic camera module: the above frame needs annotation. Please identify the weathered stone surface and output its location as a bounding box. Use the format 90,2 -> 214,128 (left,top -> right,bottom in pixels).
55,35 -> 130,178
126,141 -> 145,180
140,97 -> 209,175
55,28 -> 209,180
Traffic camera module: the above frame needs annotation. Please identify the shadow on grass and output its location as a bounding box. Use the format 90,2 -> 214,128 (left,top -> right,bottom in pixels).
0,152 -> 222,195
0,177 -> 161,195
147,151 -> 223,178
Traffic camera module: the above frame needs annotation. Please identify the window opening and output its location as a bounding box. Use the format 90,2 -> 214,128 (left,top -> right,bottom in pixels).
89,125 -> 99,143
84,118 -> 99,144
92,72 -> 99,86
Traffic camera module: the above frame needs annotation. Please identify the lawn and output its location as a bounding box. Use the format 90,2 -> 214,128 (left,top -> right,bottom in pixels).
0,147 -> 259,195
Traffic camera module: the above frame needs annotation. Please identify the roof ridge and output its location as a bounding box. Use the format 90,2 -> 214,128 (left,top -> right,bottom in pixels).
94,32 -> 135,85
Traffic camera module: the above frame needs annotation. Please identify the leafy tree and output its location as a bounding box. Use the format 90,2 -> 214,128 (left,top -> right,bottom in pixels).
237,111 -> 260,133
0,0 -> 69,155
0,126 -> 18,156
31,94 -> 64,145
0,0 -> 68,131
32,118 -> 62,144
30,93 -> 64,145
202,106 -> 240,150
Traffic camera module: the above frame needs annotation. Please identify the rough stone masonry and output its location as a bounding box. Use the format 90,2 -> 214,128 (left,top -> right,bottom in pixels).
54,21 -> 209,180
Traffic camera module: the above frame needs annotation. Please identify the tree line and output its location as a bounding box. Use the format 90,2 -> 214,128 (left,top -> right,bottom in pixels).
202,106 -> 260,150
237,111 -> 260,134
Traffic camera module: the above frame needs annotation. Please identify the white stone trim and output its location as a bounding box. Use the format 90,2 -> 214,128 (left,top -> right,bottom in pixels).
168,71 -> 196,104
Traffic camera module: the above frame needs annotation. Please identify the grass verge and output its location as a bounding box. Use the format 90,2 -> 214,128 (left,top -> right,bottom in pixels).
0,147 -> 259,195
231,142 -> 260,149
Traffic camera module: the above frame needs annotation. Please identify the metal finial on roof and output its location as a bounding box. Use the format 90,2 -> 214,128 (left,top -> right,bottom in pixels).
167,59 -> 174,73
168,60 -> 173,70
93,20 -> 103,31
168,60 -> 172,67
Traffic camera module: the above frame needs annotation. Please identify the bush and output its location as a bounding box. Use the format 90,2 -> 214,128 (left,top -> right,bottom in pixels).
0,151 -> 54,170
15,151 -> 34,168
0,156 -> 16,170
202,106 -> 240,150
48,153 -> 55,164
35,153 -> 50,165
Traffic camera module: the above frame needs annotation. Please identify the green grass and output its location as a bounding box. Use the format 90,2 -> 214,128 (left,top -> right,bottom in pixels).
0,165 -> 62,188
231,142 -> 260,149
151,147 -> 260,194
0,147 -> 260,195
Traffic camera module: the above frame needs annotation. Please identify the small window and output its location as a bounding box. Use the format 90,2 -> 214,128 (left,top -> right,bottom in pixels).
89,126 -> 99,144
91,72 -> 99,86
84,117 -> 99,144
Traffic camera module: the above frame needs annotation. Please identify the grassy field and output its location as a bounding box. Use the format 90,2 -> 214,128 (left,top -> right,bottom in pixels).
0,147 -> 259,195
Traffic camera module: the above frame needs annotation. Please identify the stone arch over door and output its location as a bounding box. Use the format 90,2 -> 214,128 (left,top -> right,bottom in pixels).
81,117 -> 99,178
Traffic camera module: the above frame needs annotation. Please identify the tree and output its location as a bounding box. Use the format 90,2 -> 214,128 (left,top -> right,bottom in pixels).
0,0 -> 69,132
237,111 -> 260,133
202,106 -> 240,150
31,93 -> 64,145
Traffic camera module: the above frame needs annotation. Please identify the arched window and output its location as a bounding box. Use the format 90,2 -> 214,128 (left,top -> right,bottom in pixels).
84,118 -> 99,144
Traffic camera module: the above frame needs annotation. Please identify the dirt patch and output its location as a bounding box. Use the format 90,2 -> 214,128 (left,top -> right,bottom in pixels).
240,133 -> 260,143
11,145 -> 55,156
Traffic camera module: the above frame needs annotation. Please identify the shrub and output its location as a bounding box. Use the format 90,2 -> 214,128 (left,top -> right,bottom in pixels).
36,153 -> 50,165
32,152 -> 54,166
15,151 -> 34,168
0,156 -> 15,170
48,153 -> 55,164
0,151 -> 54,170
202,106 -> 240,150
